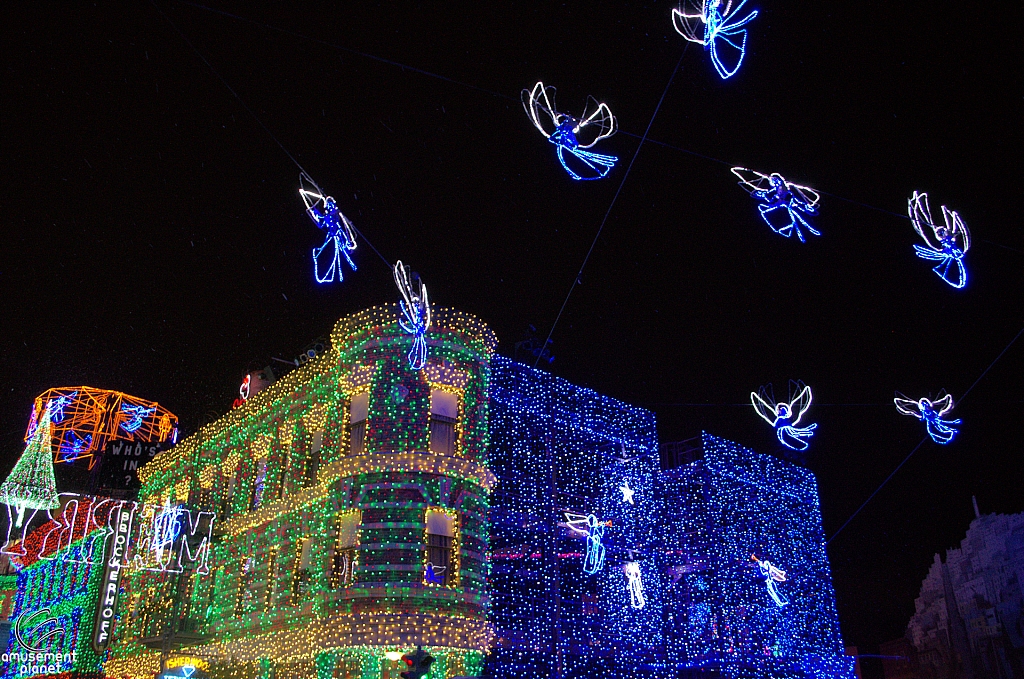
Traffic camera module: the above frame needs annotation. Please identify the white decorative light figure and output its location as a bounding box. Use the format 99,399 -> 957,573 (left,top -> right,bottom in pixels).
751,554 -> 789,608
393,261 -> 431,370
908,191 -> 970,289
623,561 -> 646,609
564,512 -> 609,575
300,173 -> 358,284
619,479 -> 636,505
894,393 -> 961,444
673,0 -> 759,79
522,81 -> 618,181
751,382 -> 817,451
424,561 -> 446,585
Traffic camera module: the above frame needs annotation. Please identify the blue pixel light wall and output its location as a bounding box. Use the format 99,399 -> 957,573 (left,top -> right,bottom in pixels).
659,433 -> 855,679
485,356 -> 661,679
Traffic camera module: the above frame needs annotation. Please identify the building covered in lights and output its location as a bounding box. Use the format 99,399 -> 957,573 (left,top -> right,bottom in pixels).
486,356 -> 663,679
18,302 -> 859,679
659,433 -> 856,679
106,306 -> 497,679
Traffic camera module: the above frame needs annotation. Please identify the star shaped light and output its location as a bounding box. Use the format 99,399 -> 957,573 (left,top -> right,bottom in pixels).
619,479 -> 635,505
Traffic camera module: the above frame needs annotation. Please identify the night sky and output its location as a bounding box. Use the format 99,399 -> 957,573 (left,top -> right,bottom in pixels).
2,2 -> 1021,674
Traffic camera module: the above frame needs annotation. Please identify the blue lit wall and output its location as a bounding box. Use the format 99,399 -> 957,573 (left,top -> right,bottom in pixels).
659,433 -> 855,679
485,356 -> 661,679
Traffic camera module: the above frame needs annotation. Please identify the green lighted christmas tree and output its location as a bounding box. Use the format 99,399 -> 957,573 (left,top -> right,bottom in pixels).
0,405 -> 59,527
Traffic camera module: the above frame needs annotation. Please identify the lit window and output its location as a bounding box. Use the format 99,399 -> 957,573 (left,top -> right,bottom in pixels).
350,392 -> 369,454
330,509 -> 361,588
250,458 -> 268,510
425,508 -> 458,587
429,389 -> 459,455
291,538 -> 313,601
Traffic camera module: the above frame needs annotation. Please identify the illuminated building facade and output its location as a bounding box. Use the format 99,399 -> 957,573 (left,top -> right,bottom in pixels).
106,306 -> 497,679
659,433 -> 855,679
486,356 -> 662,679
1,495 -> 110,679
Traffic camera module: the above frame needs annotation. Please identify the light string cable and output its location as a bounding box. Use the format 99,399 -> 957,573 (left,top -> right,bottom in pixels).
827,323 -> 1024,545
534,45 -> 690,368
147,0 -> 391,269
171,0 -> 1023,253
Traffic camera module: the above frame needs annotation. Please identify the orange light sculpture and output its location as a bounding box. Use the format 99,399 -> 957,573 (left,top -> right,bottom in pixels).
24,387 -> 178,469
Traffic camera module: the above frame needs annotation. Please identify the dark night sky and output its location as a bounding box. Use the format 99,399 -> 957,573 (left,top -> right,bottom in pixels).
2,2 -> 1021,673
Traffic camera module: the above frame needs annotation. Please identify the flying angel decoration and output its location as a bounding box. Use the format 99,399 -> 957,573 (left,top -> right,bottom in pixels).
751,554 -> 789,608
424,561 -> 447,586
672,0 -> 759,79
731,168 -> 821,242
563,512 -> 610,575
394,261 -> 431,370
908,191 -> 970,289
894,393 -> 961,444
299,173 -> 358,284
522,81 -> 618,181
751,382 -> 817,451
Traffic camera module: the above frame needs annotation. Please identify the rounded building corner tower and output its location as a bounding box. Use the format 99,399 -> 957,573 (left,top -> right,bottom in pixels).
107,305 -> 497,679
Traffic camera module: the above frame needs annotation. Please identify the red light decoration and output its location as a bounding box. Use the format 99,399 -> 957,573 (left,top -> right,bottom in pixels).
24,387 -> 178,469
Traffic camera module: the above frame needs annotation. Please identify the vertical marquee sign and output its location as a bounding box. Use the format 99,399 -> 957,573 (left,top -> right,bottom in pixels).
93,502 -> 135,653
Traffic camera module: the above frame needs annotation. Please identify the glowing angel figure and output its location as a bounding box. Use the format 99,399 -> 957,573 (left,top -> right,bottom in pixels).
120,404 -> 156,433
394,261 -> 431,370
894,393 -> 961,444
522,82 -> 618,181
59,431 -> 93,463
673,0 -> 759,79
751,554 -> 789,608
564,512 -> 609,575
732,168 -> 821,242
48,391 -> 77,424
623,561 -> 646,609
751,382 -> 817,451
909,191 -> 970,289
424,562 -> 447,585
299,173 -> 358,284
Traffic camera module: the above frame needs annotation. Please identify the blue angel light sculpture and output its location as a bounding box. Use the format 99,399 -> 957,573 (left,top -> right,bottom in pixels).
909,191 -> 970,289
751,382 -> 817,451
732,167 -> 821,242
751,554 -> 789,608
564,512 -> 609,575
894,393 -> 961,444
394,260 -> 431,370
424,562 -> 447,585
522,81 -> 618,181
673,0 -> 759,79
299,174 -> 358,284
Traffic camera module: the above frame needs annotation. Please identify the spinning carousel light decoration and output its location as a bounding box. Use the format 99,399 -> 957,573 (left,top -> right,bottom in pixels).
751,382 -> 817,451
623,561 -> 646,609
522,81 -> 618,181
908,191 -> 970,289
672,0 -> 759,79
24,387 -> 178,469
564,512 -> 610,575
299,173 -> 358,284
394,260 -> 431,370
894,393 -> 961,444
732,167 -> 821,242
751,554 -> 789,608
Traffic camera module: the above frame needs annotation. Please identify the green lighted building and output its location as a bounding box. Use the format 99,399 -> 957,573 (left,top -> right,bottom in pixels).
106,305 -> 496,679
